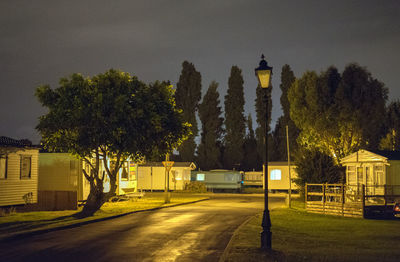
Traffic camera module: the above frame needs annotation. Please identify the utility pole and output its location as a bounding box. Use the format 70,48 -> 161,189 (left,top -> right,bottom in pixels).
286,125 -> 291,208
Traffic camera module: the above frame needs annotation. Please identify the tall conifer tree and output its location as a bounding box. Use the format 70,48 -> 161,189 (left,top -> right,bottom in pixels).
242,114 -> 259,171
175,61 -> 202,161
272,64 -> 297,161
224,66 -> 246,169
255,84 -> 272,169
197,81 -> 224,170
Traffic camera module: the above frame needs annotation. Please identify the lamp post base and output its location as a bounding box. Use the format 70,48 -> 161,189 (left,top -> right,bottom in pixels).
260,209 -> 272,250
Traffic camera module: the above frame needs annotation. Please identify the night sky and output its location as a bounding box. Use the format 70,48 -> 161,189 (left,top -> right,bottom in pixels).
1,1 -> 399,144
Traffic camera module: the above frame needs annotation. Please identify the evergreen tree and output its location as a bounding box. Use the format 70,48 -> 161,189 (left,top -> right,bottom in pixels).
272,64 -> 298,161
175,61 -> 202,161
255,84 -> 272,169
197,81 -> 224,170
242,114 -> 259,171
224,66 -> 246,170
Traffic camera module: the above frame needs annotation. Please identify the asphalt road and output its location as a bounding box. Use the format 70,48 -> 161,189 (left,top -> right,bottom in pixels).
0,194 -> 285,262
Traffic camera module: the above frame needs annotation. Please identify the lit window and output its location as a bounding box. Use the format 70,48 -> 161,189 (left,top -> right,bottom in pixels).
20,156 -> 31,179
270,169 -> 281,180
0,155 -> 7,179
197,173 -> 205,181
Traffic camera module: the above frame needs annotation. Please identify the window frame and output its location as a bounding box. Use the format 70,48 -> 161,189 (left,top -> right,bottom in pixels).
20,155 -> 32,179
0,154 -> 7,179
270,169 -> 282,181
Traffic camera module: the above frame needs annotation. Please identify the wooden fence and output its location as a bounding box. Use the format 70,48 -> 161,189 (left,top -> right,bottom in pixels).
305,184 -> 364,218
37,190 -> 77,211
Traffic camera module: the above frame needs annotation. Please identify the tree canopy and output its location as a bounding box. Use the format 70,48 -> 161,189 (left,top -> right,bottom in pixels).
36,69 -> 189,216
288,64 -> 388,163
175,61 -> 202,162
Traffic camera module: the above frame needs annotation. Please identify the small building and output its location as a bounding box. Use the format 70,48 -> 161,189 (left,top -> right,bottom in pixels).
340,149 -> 400,201
137,162 -> 196,191
0,136 -> 39,207
38,153 -> 89,202
39,153 -> 139,210
191,169 -> 243,191
243,162 -> 298,192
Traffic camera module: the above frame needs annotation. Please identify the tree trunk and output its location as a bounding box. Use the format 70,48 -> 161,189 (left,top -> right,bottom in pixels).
75,185 -> 107,218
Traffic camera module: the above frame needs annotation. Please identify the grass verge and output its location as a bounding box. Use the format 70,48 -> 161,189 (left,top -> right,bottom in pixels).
0,192 -> 209,239
224,200 -> 400,262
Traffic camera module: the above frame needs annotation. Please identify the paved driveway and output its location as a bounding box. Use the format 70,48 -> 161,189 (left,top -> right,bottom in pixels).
1,194 -> 285,262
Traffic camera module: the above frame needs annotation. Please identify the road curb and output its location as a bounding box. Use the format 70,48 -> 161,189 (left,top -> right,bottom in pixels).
218,214 -> 255,262
0,198 -> 210,242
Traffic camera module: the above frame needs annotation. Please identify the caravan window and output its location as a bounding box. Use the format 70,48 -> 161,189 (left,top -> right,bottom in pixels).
270,169 -> 281,180
347,166 -> 356,185
0,155 -> 7,179
224,173 -> 234,181
20,156 -> 31,179
196,173 -> 205,181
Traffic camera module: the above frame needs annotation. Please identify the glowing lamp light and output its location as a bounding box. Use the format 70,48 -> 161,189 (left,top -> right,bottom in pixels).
255,54 -> 273,88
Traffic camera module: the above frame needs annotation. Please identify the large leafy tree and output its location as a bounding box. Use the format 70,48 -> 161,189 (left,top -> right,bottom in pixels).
175,61 -> 202,161
271,64 -> 298,161
197,81 -> 224,170
288,64 -> 388,163
36,69 -> 189,217
224,66 -> 246,169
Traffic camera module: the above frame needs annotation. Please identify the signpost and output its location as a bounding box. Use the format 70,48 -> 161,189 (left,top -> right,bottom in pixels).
162,154 -> 174,203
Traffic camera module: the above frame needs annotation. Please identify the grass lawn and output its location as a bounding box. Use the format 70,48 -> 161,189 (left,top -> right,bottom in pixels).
0,192 -> 209,239
225,200 -> 400,262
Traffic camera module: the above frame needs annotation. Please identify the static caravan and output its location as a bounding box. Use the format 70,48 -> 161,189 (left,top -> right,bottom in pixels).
191,169 -> 243,191
243,162 -> 298,192
137,162 -> 196,191
0,136 -> 39,207
38,153 -> 89,202
39,154 -> 138,203
341,150 -> 400,202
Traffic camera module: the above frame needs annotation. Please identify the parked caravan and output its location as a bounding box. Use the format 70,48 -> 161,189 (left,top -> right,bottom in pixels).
191,169 -> 243,192
0,136 -> 39,207
341,149 -> 400,204
137,162 -> 196,191
243,162 -> 298,192
39,153 -> 138,210
38,153 -> 89,203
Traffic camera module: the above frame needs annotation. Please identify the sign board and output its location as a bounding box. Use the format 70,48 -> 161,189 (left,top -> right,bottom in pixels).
162,161 -> 175,172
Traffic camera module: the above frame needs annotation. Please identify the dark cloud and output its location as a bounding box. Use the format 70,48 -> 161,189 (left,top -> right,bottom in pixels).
0,0 -> 399,143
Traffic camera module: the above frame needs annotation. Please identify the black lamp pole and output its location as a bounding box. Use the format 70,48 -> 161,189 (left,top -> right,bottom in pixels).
255,54 -> 273,250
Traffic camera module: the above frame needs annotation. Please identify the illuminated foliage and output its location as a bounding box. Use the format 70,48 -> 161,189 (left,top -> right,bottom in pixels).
197,81 -> 224,170
36,69 -> 189,217
288,64 -> 388,163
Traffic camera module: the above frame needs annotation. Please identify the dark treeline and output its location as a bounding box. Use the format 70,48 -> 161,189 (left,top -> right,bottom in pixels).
173,60 -> 399,179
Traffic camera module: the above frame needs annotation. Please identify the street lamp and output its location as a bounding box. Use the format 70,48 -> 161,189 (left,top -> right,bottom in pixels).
255,54 -> 273,250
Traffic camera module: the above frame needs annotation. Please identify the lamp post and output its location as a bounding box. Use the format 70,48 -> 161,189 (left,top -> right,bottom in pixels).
255,54 -> 273,250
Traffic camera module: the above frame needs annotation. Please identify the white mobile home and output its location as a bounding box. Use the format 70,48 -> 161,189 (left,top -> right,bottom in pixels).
137,162 -> 196,191
341,150 -> 400,199
0,136 -> 39,207
244,162 -> 298,192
